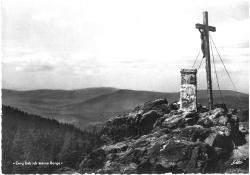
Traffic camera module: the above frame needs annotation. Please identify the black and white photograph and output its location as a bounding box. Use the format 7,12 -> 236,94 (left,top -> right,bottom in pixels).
1,0 -> 249,174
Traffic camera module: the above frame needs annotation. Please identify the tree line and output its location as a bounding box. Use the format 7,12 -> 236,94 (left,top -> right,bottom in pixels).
2,105 -> 104,174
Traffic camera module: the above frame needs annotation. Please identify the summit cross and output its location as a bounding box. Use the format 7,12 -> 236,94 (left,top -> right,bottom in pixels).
195,11 -> 216,110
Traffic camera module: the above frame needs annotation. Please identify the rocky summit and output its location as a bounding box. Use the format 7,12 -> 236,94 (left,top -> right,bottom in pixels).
79,98 -> 249,174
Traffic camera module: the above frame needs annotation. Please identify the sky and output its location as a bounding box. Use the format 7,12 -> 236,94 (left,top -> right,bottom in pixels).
1,0 -> 249,93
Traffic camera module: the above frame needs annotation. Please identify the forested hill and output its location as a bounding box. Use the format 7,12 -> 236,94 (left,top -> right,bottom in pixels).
2,88 -> 248,130
1,105 -> 103,174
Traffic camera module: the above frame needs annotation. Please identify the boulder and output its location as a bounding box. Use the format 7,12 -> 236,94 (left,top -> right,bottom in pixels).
139,110 -> 162,134
79,149 -> 106,171
169,102 -> 179,111
179,125 -> 211,142
80,99 -> 246,174
162,114 -> 185,129
133,98 -> 169,115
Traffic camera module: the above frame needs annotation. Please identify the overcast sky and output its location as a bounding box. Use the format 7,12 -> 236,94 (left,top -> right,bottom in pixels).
2,0 -> 249,93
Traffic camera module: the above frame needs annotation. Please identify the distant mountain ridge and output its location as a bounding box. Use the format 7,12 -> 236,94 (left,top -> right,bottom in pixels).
2,88 -> 248,129
2,87 -> 118,105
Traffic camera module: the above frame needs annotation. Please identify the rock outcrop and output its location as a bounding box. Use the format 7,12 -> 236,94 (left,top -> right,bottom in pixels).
79,98 -> 248,173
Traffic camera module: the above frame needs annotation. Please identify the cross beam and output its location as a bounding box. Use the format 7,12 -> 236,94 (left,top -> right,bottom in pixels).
195,24 -> 216,32
195,11 -> 216,110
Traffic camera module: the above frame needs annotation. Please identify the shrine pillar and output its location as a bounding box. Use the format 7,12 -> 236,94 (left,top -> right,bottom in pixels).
180,69 -> 197,111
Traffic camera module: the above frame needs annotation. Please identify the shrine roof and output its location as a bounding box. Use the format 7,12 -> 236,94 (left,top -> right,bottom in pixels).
180,68 -> 197,74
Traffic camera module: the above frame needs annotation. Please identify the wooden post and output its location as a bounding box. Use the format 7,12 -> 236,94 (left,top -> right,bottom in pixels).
196,11 -> 216,109
203,11 -> 213,109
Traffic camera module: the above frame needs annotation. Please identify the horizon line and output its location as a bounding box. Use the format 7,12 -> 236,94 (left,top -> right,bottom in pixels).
2,87 -> 249,95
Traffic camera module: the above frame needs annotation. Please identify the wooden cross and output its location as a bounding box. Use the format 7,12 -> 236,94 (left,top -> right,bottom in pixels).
195,11 -> 216,110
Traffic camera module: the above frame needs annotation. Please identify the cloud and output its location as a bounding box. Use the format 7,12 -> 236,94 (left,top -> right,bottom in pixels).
18,64 -> 55,72
232,42 -> 249,48
3,61 -> 55,72
2,0 -> 249,93
2,51 -> 58,73
219,42 -> 249,49
229,1 -> 249,20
